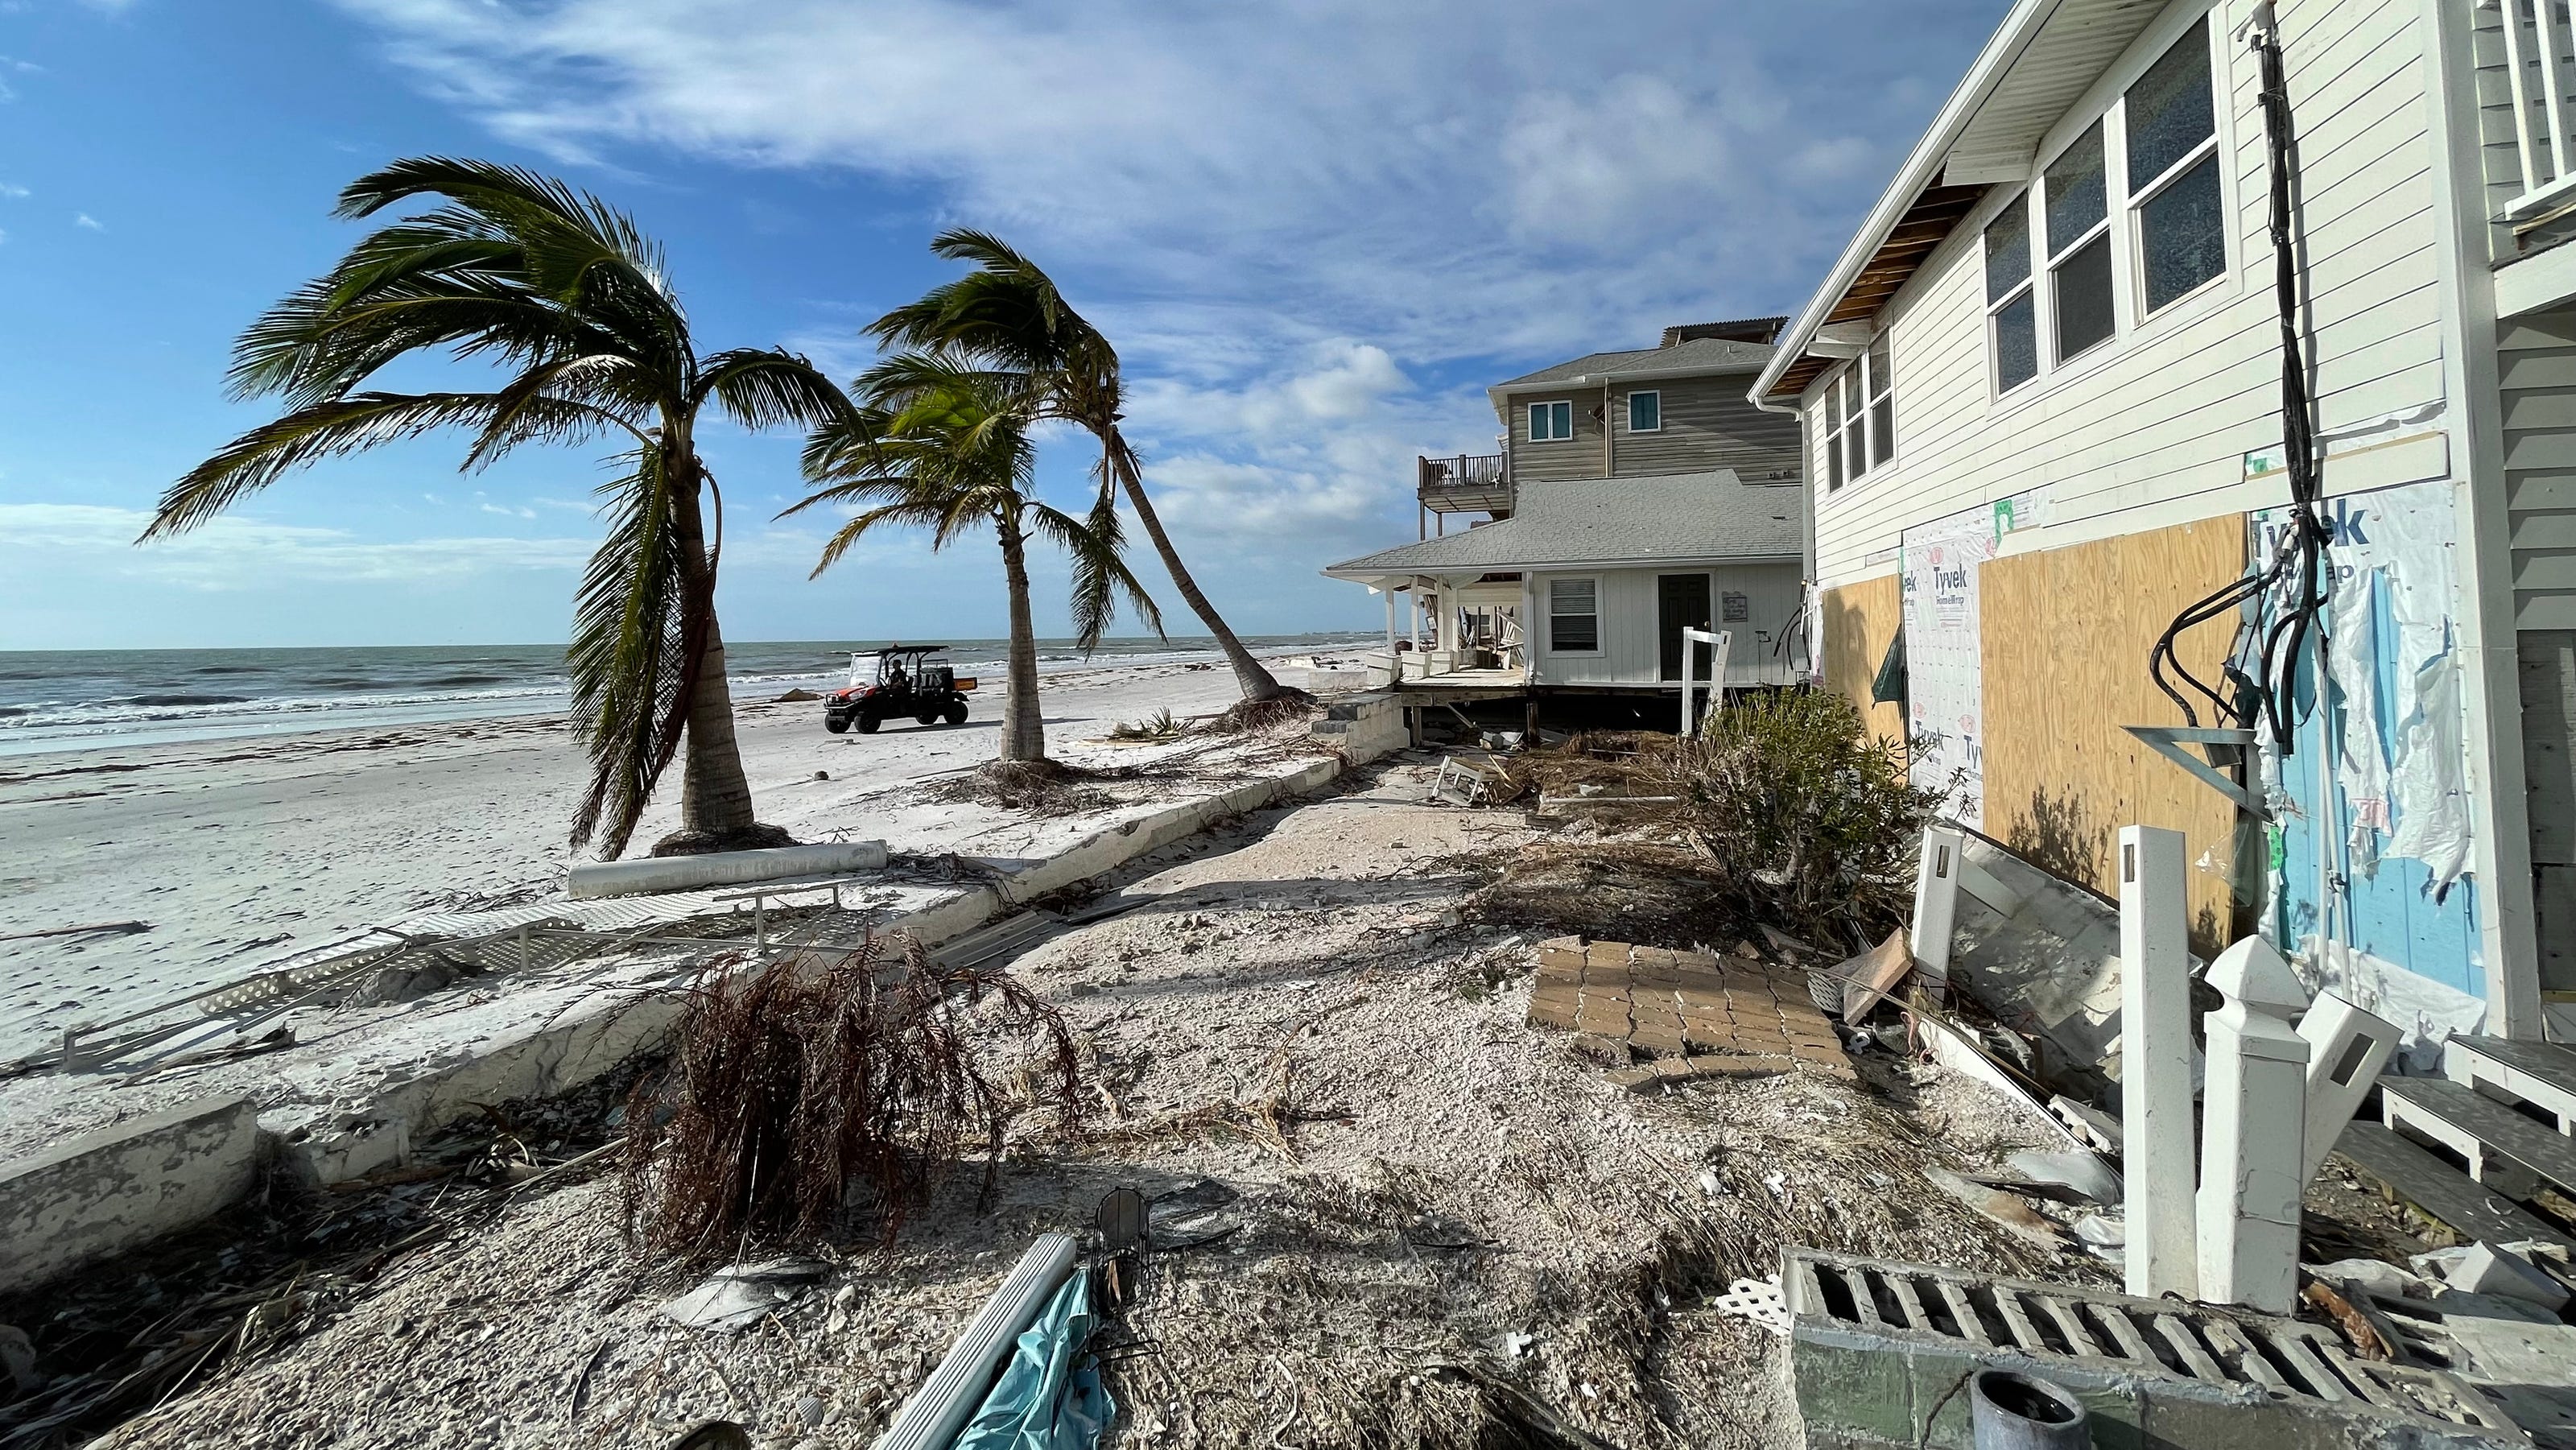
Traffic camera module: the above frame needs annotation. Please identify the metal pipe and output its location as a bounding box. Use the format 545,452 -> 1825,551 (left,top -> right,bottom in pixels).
873,1232 -> 1080,1450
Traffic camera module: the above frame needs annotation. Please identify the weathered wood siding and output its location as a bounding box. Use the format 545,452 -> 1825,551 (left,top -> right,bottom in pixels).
1506,372 -> 1798,483
1804,0 -> 2446,593
1979,518 -> 2248,952
1529,561 -> 1805,688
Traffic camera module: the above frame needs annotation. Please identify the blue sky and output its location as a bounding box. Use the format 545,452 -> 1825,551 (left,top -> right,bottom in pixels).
0,0 -> 2002,651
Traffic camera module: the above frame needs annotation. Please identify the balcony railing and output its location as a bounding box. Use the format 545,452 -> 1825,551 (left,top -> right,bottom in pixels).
2487,0 -> 2576,223
1418,452 -> 1513,515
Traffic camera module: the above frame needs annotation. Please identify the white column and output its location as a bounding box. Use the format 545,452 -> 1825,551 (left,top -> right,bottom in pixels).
2119,824 -> 2197,1302
2196,936 -> 2312,1315
1909,824 -> 1966,985
1381,585 -> 1397,656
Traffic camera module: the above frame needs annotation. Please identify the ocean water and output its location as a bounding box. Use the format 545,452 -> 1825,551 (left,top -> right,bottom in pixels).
0,634 -> 1376,758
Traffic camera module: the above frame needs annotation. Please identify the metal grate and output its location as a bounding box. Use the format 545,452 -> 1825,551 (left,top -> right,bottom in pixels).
1785,1250 -> 2517,1435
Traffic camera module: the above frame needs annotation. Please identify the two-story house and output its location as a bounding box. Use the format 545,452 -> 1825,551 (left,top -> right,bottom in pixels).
1325,320 -> 1807,706
1753,0 -> 2576,1043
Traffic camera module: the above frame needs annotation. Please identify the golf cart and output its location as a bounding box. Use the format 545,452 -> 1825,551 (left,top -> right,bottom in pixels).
824,645 -> 977,734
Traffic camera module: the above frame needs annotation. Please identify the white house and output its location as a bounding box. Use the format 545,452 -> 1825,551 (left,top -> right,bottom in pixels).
1751,0 -> 2576,1042
1326,321 -> 1809,701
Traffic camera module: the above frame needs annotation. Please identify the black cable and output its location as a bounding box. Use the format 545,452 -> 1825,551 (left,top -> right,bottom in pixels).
2145,2 -> 2329,754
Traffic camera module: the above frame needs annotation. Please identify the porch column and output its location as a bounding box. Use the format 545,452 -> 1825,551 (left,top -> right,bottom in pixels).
1381,582 -> 1397,656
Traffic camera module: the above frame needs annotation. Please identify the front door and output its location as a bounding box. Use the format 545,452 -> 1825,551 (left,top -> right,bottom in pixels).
1658,572 -> 1713,682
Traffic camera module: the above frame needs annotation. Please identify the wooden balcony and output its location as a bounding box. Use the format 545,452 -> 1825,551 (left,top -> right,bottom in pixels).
1418,452 -> 1513,519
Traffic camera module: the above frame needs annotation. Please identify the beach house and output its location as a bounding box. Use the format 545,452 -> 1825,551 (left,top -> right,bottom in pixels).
1752,0 -> 2576,1042
1324,321 -> 1807,705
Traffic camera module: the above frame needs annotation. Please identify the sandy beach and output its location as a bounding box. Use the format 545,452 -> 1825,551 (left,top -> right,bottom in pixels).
0,653 -> 1311,1064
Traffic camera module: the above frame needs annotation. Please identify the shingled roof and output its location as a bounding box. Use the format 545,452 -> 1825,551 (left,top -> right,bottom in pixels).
1492,335 -> 1778,392
1323,470 -> 1802,578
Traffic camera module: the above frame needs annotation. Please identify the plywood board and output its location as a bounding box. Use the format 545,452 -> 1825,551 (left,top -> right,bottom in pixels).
1821,574 -> 1904,749
1979,518 -> 2247,950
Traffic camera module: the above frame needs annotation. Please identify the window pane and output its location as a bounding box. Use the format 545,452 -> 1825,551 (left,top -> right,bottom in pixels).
1872,395 -> 1895,465
1552,401 -> 1571,438
1550,614 -> 1599,651
1847,421 -> 1868,480
1528,404 -> 1545,440
2128,18 -> 2215,187
1826,416 -> 1844,490
1985,200 -> 2031,302
2054,233 -> 2116,359
2140,154 -> 2226,312
1867,333 -> 1892,401
1995,291 -> 2038,391
2045,121 -> 2107,255
1629,390 -> 1660,432
1550,577 -> 1595,611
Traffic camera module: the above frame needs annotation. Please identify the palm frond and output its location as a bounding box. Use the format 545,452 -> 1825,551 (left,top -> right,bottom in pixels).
567,446 -> 698,855
694,349 -> 854,432
1028,498 -> 1162,649
145,391 -> 528,539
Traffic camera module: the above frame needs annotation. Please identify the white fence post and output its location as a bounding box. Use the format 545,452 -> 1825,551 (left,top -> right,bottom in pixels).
2297,991 -> 2399,1184
2118,824 -> 2197,1302
1678,626 -> 1731,736
2196,935 -> 2311,1314
1909,824 -> 1966,985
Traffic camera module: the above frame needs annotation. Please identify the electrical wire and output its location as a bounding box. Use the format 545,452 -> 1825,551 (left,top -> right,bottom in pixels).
2145,1 -> 2330,754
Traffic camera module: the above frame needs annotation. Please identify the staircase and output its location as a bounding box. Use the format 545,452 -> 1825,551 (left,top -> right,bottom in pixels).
2335,1035 -> 2576,1248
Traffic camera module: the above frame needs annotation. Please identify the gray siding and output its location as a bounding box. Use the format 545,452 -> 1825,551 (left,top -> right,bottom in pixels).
2501,306 -> 2576,989
1504,371 -> 1798,484
1528,561 -> 1806,688
1612,374 -> 1802,480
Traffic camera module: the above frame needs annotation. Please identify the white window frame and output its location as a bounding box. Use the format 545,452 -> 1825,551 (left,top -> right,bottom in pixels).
2040,118 -> 2117,368
1626,389 -> 1663,433
1527,399 -> 1574,443
1545,574 -> 1604,655
2126,17 -> 2227,321
1820,333 -> 1897,489
1975,2 -> 2236,413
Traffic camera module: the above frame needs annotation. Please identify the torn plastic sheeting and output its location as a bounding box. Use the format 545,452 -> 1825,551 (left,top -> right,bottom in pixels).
2297,935 -> 2485,1071
955,1265 -> 1113,1450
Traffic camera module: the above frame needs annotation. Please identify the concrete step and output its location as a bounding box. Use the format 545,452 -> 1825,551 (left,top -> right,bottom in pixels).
2384,1074 -> 2576,1204
2334,1120 -> 2574,1250
2446,1035 -> 2576,1133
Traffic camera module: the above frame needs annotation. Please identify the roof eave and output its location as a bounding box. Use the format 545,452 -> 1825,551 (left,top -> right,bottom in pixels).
1750,0 -> 2064,403
1324,549 -> 1802,582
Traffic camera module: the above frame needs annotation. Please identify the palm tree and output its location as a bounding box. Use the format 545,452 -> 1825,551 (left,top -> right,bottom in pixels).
787,367 -> 1158,762
867,230 -> 1298,704
141,158 -> 852,859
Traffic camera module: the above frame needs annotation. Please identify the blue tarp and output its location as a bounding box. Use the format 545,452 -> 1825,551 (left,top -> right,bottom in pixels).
954,1266 -> 1113,1450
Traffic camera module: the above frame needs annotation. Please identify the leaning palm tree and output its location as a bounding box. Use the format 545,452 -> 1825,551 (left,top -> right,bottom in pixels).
867,229 -> 1298,704
141,158 -> 852,858
787,366 -> 1158,762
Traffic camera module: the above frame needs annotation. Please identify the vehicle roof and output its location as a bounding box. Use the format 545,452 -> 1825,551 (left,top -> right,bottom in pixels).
863,644 -> 949,655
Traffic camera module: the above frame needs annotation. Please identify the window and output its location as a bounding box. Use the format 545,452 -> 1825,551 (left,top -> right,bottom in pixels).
2129,18 -> 2224,313
1819,332 -> 1896,487
1721,591 -> 1750,623
1547,577 -> 1600,652
2045,120 -> 2115,362
1528,399 -> 1573,442
1985,200 -> 2038,394
1980,17 -> 2230,395
1867,333 -> 1894,466
1627,390 -> 1662,432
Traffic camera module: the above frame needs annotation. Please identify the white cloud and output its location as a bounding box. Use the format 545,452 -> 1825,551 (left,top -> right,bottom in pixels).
72,212 -> 101,230
0,502 -> 593,589
0,183 -> 26,200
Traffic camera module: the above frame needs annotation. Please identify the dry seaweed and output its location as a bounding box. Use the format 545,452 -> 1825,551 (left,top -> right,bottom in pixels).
920,758 -> 1118,816
1202,690 -> 1318,735
620,934 -> 1083,1262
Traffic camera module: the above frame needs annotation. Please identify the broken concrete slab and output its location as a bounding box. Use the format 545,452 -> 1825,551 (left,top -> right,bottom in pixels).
0,1096 -> 261,1294
1528,937 -> 1856,1082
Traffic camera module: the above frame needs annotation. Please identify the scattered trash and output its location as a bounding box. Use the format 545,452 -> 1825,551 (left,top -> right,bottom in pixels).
2048,1095 -> 2122,1152
0,919 -> 153,944
665,1421 -> 752,1450
1500,1330 -> 1536,1358
2001,1149 -> 2123,1206
1923,1167 -> 2067,1252
773,688 -> 823,703
2070,1214 -> 2124,1257
1145,1178 -> 1241,1250
2428,1242 -> 2570,1311
2306,1258 -> 2432,1302
954,1266 -> 1114,1450
1818,927 -> 1911,1024
657,1258 -> 832,1332
1709,1275 -> 1790,1336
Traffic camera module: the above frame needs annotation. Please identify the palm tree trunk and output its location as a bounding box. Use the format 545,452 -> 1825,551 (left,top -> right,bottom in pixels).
1109,438 -> 1286,700
669,456 -> 760,837
997,517 -> 1046,762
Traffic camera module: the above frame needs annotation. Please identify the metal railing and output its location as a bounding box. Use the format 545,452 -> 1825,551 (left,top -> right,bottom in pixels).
2489,0 -> 2576,221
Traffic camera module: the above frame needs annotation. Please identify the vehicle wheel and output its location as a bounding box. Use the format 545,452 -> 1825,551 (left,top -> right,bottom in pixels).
857,711 -> 882,734
824,716 -> 849,735
944,702 -> 969,725
914,710 -> 940,727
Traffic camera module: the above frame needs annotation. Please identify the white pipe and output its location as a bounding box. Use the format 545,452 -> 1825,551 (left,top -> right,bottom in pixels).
874,1232 -> 1080,1450
565,841 -> 890,900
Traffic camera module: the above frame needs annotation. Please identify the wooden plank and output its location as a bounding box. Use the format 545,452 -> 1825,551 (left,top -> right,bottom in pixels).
2332,1122 -> 2575,1250
2382,1076 -> 2576,1198
2451,1035 -> 2576,1115
1978,518 -> 2247,952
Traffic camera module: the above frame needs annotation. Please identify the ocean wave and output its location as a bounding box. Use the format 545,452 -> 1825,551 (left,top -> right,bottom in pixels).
114,693 -> 254,707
